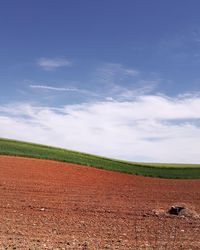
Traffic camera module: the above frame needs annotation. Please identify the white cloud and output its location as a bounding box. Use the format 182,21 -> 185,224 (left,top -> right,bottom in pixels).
1,94 -> 200,163
37,57 -> 72,71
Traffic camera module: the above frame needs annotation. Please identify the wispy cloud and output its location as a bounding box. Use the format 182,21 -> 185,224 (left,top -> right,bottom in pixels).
30,84 -> 98,96
91,63 -> 160,101
102,63 -> 139,77
158,29 -> 200,62
96,63 -> 139,84
37,57 -> 72,71
30,84 -> 77,91
1,94 -> 200,163
29,62 -> 158,103
106,82 -> 158,101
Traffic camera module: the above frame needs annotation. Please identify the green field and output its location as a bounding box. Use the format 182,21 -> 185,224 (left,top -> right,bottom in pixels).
0,138 -> 200,179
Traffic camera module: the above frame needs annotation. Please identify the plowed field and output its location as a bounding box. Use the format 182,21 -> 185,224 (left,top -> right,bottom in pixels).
0,156 -> 200,249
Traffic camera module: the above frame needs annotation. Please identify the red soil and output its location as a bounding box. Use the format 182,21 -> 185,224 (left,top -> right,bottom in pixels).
0,156 -> 200,249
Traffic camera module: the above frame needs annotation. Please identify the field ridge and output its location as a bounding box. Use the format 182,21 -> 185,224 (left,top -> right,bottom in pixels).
0,137 -> 200,179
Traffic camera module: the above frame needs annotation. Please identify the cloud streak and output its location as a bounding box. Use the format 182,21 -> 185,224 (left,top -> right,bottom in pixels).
30,84 -> 98,96
0,94 -> 200,163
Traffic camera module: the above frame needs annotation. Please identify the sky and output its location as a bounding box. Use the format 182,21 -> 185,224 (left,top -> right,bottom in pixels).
0,0 -> 200,163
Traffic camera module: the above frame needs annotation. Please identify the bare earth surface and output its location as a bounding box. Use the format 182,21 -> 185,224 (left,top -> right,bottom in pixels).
0,156 -> 200,250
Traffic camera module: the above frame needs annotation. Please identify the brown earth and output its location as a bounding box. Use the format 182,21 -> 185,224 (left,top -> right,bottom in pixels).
0,156 -> 200,250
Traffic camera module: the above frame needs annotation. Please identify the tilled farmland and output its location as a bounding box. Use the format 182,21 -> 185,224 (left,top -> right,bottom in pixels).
0,156 -> 200,249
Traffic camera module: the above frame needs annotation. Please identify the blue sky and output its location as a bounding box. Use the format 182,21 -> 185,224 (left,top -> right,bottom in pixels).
1,1 -> 200,163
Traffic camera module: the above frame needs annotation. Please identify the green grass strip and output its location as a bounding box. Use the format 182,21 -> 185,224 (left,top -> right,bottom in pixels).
0,138 -> 200,179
